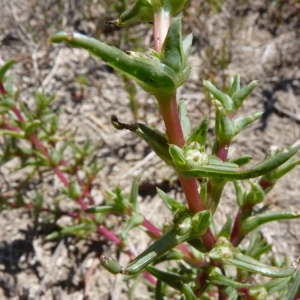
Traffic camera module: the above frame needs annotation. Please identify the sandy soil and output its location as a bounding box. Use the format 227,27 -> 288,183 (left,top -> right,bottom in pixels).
0,0 -> 300,299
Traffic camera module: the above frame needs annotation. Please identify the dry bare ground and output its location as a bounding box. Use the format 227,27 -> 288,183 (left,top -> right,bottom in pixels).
0,0 -> 300,299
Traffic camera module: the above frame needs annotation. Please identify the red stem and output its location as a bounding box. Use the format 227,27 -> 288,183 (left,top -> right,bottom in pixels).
230,208 -> 243,246
153,10 -> 216,249
143,272 -> 156,285
142,218 -> 161,238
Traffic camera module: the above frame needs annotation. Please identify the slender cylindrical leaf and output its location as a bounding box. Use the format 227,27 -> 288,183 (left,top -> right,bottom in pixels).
233,112 -> 263,135
0,59 -> 15,81
204,80 -> 234,113
245,179 -> 265,206
209,268 -> 251,289
186,115 -> 209,146
136,123 -> 173,165
124,211 -> 211,275
85,205 -> 123,214
227,252 -> 296,278
282,268 -> 300,300
240,211 -> 300,235
121,212 -> 144,241
130,174 -> 142,212
232,80 -> 257,110
175,144 -> 299,180
230,156 -> 252,167
182,284 -> 198,300
229,74 -> 240,98
146,265 -> 190,291
218,215 -> 233,240
50,32 -> 177,98
157,187 -> 186,215
100,254 -> 123,274
111,0 -> 153,26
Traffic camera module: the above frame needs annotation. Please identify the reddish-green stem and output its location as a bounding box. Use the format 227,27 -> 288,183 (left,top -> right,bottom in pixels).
230,208 -> 243,246
154,10 -> 216,250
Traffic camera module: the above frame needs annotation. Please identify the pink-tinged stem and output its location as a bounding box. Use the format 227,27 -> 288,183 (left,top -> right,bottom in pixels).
1,123 -> 21,131
158,96 -> 216,249
142,218 -> 161,238
98,225 -> 135,260
230,208 -> 242,246
0,82 -> 6,95
153,9 -> 216,249
153,10 -> 171,53
0,81 -> 94,214
143,271 -> 156,285
216,142 -> 230,162
195,271 -> 208,297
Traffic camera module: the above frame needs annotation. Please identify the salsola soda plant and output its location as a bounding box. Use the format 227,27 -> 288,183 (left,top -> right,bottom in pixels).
1,0 -> 300,299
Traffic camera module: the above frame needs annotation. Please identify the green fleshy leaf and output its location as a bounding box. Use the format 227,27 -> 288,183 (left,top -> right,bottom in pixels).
111,0 -> 153,26
0,59 -> 15,81
244,179 -> 265,206
46,221 -> 96,240
248,286 -> 268,299
0,129 -> 26,139
157,187 -> 186,215
262,277 -> 290,294
137,123 -> 173,165
146,265 -> 190,291
200,179 -> 208,206
227,252 -> 296,278
246,229 -> 272,259
232,80 -> 257,110
155,280 -> 167,300
240,211 -> 300,235
153,248 -> 185,264
230,155 -> 252,167
218,215 -> 233,240
169,144 -> 187,167
203,80 -> 234,113
233,180 -> 246,207
3,73 -> 15,96
182,284 -> 197,300
218,108 -> 235,142
100,254 -> 123,274
160,18 -> 183,73
124,211 -> 211,275
263,157 -> 300,181
85,205 -> 123,214
228,74 -> 240,98
67,180 -> 81,200
282,268 -> 300,300
50,32 -> 177,99
182,33 -> 193,68
186,115 -> 209,146
111,116 -> 173,165
130,174 -> 142,212
171,144 -> 299,180
121,212 -> 144,241
233,112 -> 263,135
178,100 -> 191,141
209,267 -> 251,289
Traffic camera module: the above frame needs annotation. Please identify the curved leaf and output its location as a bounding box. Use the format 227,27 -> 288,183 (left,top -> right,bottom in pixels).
171,144 -> 299,180
240,211 -> 300,235
50,32 -> 177,99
